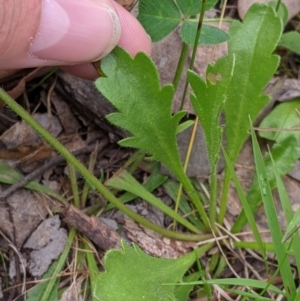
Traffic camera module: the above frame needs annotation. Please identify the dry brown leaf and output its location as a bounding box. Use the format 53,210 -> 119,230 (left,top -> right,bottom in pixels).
0,144 -> 54,163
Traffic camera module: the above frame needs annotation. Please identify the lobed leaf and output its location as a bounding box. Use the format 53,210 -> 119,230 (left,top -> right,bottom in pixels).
95,47 -> 186,180
188,54 -> 235,170
224,3 -> 282,164
94,242 -> 211,301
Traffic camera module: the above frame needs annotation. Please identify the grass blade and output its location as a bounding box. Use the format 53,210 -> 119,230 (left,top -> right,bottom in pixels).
269,148 -> 300,276
221,145 -> 267,262
106,169 -> 200,233
250,119 -> 296,299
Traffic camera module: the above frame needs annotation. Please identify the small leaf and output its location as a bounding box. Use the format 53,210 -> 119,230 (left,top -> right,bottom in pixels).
224,3 -> 282,164
176,0 -> 218,16
175,272 -> 201,301
106,170 -> 200,233
259,99 -> 300,143
137,0 -> 181,42
94,242 -> 212,301
95,47 -> 185,180
279,31 -> 300,55
180,22 -> 230,45
188,54 -> 235,170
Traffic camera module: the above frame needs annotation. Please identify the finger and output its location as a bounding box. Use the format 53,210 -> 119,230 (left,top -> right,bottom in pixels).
0,0 -> 121,69
61,2 -> 152,80
113,1 -> 151,56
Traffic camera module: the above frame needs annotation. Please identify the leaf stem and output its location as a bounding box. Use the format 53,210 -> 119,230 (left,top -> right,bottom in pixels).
178,172 -> 210,229
209,166 -> 218,231
180,0 -> 207,110
174,114 -> 198,231
172,42 -> 189,92
275,0 -> 282,11
218,167 -> 231,224
0,88 -> 210,241
68,163 -> 80,208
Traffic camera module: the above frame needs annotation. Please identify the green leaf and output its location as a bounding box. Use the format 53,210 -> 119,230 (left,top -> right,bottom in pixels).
232,136 -> 300,233
95,47 -> 185,181
106,170 -> 200,233
163,180 -> 205,230
176,0 -> 218,16
175,272 -> 201,301
137,0 -> 181,42
259,99 -> 300,143
224,3 -> 282,164
279,31 -> 300,55
95,47 -> 209,228
249,121 -> 296,299
176,120 -> 194,134
188,54 -> 235,170
180,22 -> 230,45
93,241 -> 212,301
105,171 -> 167,212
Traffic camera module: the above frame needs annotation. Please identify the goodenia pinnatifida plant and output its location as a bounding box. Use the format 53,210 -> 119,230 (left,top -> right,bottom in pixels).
95,3 -> 283,230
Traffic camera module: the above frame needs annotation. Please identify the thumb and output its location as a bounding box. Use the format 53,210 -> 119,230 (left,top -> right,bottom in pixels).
1,0 -> 122,69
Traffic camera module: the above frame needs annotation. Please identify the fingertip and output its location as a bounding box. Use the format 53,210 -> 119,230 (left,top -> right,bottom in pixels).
113,2 -> 152,57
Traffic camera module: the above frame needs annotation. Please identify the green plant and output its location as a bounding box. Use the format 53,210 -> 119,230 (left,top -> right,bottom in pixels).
1,1 -> 299,300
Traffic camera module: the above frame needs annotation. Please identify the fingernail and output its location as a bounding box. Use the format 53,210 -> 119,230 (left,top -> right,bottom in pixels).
29,0 -> 121,64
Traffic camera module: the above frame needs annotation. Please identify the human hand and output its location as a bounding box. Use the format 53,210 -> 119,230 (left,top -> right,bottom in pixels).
0,0 -> 151,79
